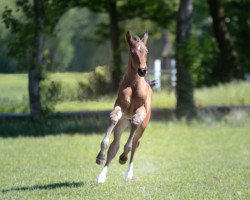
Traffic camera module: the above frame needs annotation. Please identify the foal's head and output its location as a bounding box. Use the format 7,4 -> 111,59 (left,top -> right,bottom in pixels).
126,31 -> 149,77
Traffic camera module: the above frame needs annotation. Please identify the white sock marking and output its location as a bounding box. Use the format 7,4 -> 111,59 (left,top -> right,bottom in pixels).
97,166 -> 108,184
125,162 -> 133,180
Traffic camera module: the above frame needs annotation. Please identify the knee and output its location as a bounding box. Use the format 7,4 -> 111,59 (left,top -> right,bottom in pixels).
110,106 -> 122,124
131,114 -> 145,126
101,139 -> 109,150
131,109 -> 146,126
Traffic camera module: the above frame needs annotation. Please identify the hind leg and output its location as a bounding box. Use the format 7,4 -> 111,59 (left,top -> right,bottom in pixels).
97,118 -> 129,183
119,124 -> 137,164
125,126 -> 144,180
125,110 -> 151,180
96,106 -> 123,165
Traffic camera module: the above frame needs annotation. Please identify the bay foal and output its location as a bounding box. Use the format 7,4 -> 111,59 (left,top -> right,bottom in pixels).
96,31 -> 152,183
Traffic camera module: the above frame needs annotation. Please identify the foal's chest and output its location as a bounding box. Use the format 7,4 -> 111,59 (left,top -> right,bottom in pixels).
119,84 -> 147,113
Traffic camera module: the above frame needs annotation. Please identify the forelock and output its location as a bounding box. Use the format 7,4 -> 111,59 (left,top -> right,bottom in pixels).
139,42 -> 148,53
131,35 -> 148,53
133,35 -> 140,42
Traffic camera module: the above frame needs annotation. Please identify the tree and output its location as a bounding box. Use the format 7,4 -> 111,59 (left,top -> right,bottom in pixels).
2,0 -> 73,117
207,0 -> 244,82
108,0 -> 122,91
224,0 -> 250,74
175,0 -> 196,118
28,0 -> 45,117
75,0 -> 122,91
76,0 -> 176,92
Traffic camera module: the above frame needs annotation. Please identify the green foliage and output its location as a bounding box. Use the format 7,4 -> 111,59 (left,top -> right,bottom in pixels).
40,79 -> 62,114
119,0 -> 178,27
81,0 -> 178,44
224,0 -> 250,72
0,0 -> 177,74
188,34 -> 219,87
1,0 -> 74,71
192,0 -> 249,85
50,7 -> 109,71
0,0 -> 249,89
2,1 -> 33,69
78,66 -> 111,99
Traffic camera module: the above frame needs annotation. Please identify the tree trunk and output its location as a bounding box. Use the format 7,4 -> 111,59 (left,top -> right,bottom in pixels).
109,0 -> 122,92
208,0 -> 243,82
175,0 -> 196,119
28,0 -> 45,118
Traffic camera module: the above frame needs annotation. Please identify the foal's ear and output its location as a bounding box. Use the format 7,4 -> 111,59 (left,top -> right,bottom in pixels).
141,32 -> 149,45
125,31 -> 136,47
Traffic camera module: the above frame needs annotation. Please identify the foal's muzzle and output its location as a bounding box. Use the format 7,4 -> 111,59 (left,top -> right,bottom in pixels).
137,68 -> 147,77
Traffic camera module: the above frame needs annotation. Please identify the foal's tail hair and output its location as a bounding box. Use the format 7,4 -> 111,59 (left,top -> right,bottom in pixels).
147,79 -> 157,88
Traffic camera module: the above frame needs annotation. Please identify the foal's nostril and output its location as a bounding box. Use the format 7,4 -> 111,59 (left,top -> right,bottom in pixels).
137,68 -> 147,77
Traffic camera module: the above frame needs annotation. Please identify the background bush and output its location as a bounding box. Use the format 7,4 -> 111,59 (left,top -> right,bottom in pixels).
78,66 -> 110,99
40,79 -> 62,113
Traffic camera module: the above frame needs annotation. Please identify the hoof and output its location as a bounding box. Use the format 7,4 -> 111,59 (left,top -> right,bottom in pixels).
96,153 -> 105,165
119,155 -> 128,165
96,158 -> 104,165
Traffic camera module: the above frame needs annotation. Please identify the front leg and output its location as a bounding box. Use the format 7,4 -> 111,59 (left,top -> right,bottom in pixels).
119,106 -> 146,165
96,106 -> 123,165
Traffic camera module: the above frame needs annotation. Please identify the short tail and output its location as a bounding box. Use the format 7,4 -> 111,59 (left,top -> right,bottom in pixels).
147,79 -> 157,88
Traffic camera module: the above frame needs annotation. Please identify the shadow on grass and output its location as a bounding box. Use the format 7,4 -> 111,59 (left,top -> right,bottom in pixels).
1,181 -> 85,193
0,108 -> 175,137
0,117 -> 171,138
0,117 -> 108,138
1,108 -> 248,137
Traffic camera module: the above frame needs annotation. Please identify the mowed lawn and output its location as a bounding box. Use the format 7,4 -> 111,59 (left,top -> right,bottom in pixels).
1,115 -> 250,199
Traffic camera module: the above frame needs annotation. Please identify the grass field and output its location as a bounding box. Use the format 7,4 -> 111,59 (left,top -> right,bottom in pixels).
0,73 -> 250,113
0,113 -> 250,199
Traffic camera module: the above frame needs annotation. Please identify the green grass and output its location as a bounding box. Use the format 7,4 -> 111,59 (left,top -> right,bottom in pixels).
0,73 -> 89,113
0,73 -> 250,113
0,114 -> 250,199
0,116 -> 250,200
55,80 -> 250,112
195,81 -> 250,107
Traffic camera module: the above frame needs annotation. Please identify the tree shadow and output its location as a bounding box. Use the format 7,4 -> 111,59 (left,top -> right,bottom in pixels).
1,107 -> 243,137
0,117 -> 108,137
0,108 -> 174,137
1,181 -> 85,193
